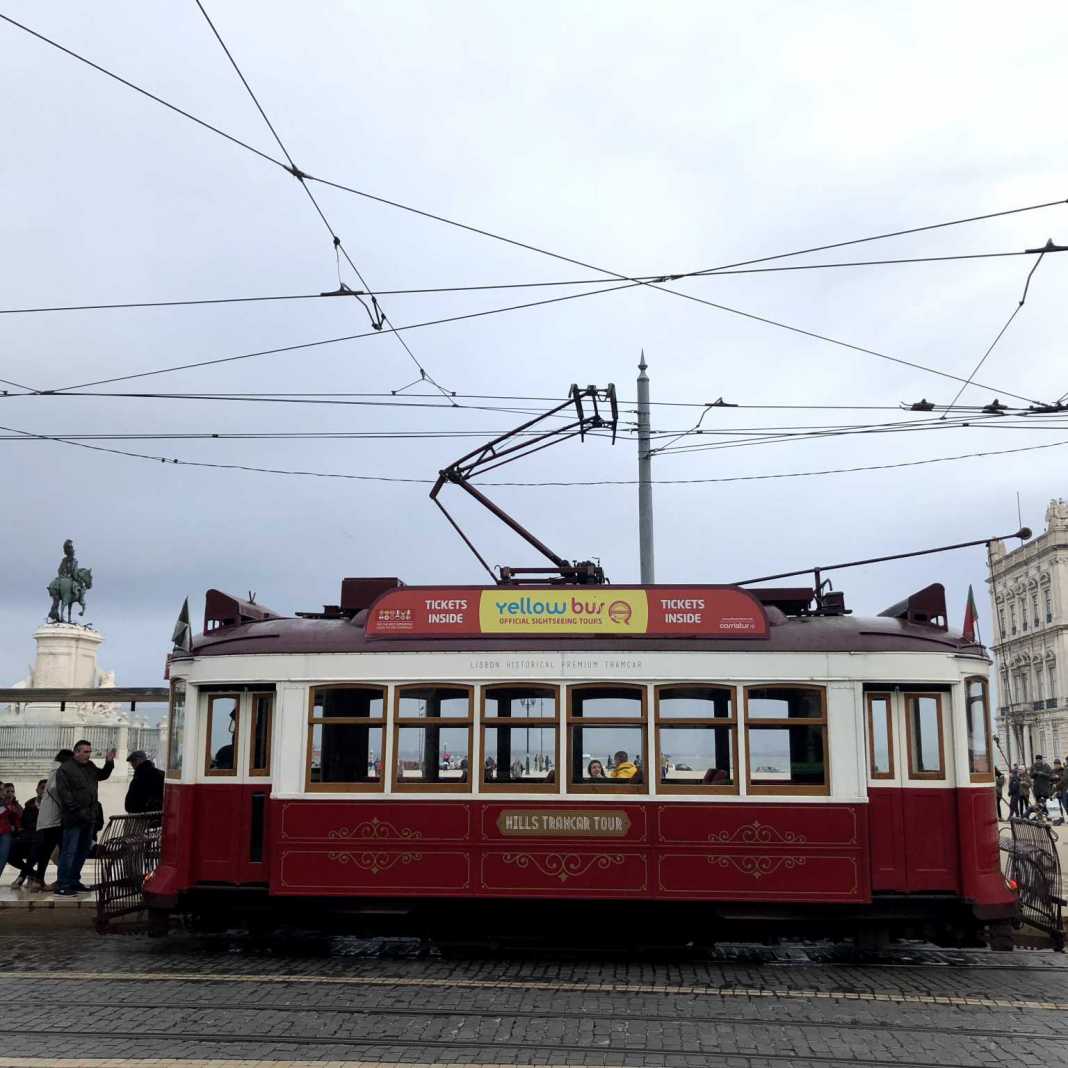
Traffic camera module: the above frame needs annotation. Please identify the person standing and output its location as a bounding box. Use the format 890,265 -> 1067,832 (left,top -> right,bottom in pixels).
994,767 -> 1006,820
28,750 -> 72,891
54,740 -> 114,895
0,784 -> 23,881
1008,765 -> 1023,818
124,751 -> 164,814
1052,760 -> 1065,820
1031,755 -> 1054,814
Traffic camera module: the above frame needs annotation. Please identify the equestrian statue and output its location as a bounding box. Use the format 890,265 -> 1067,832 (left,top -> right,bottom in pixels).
47,539 -> 93,623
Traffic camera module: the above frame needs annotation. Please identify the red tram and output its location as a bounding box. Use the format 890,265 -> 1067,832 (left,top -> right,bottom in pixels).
146,576 -> 1015,947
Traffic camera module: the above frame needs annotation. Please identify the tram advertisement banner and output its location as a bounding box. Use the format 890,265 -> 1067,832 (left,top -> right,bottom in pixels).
366,586 -> 768,638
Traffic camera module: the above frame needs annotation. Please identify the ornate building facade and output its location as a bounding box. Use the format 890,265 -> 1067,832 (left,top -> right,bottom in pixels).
988,499 -> 1068,765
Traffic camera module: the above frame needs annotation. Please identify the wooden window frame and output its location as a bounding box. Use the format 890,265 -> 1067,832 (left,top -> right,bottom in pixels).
392,683 -> 474,794
249,692 -> 273,778
203,692 -> 241,777
566,683 -> 649,795
904,691 -> 946,780
165,680 -> 186,780
479,683 -> 560,793
964,676 -> 994,783
654,684 -> 739,795
865,692 -> 895,781
743,684 -> 830,796
305,683 -> 387,793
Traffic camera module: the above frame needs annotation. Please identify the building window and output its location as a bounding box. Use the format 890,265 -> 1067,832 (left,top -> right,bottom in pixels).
965,678 -> 993,781
744,686 -> 828,793
905,693 -> 944,779
307,685 -> 385,791
655,685 -> 737,792
166,680 -> 186,779
1010,602 -> 1017,634
866,692 -> 894,780
1046,589 -> 1053,623
394,685 -> 472,790
481,684 -> 558,791
249,693 -> 273,776
1032,592 -> 1040,628
998,608 -> 1006,637
567,685 -> 647,793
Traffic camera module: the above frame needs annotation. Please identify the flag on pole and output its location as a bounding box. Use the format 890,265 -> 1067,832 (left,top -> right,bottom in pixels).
962,585 -> 978,642
171,597 -> 192,653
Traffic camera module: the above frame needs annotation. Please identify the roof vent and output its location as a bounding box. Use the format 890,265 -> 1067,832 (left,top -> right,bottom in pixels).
878,583 -> 947,629
204,589 -> 284,633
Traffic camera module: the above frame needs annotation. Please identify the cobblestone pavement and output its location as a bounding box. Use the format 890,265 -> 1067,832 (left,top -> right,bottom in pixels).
1,932 -> 1067,1067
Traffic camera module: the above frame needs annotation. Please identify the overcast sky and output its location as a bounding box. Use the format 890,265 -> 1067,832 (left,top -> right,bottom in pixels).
2,1 -> 1066,697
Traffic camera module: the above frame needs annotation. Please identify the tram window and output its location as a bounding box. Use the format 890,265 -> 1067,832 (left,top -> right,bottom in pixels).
866,693 -> 894,780
905,694 -> 944,778
249,693 -> 273,776
655,686 -> 737,792
166,680 -> 186,779
568,685 -> 647,793
205,694 -> 239,775
744,687 -> 828,793
393,685 -> 472,791
965,678 -> 993,780
481,685 -> 558,791
306,685 -> 386,791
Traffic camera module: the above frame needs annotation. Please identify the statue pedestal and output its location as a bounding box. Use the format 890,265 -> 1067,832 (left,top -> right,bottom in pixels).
30,623 -> 105,690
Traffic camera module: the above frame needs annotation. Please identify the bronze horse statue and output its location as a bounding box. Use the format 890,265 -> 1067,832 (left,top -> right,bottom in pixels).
47,567 -> 93,623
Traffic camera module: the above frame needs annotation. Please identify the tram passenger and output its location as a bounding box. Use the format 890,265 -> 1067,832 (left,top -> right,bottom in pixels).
586,759 -> 606,780
609,751 -> 638,780
212,710 -> 237,770
124,751 -> 165,814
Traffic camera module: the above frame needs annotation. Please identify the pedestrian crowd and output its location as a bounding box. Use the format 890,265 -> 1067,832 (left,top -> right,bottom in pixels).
0,743 -> 164,895
998,755 -> 1068,820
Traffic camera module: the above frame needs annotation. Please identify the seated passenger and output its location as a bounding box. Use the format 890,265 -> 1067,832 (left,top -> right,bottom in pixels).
702,767 -> 729,784
587,759 -> 606,780
609,751 -> 638,780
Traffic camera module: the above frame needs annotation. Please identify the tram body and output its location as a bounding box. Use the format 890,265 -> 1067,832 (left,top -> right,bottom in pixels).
147,578 -> 1015,944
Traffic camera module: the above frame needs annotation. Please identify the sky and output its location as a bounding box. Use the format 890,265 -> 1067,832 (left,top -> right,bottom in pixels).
2,1 -> 1067,701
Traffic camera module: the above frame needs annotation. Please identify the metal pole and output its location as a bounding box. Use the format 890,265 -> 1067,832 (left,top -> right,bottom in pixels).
637,350 -> 655,583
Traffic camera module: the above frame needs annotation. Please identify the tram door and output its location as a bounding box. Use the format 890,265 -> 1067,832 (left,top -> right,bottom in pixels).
865,689 -> 959,892
194,689 -> 274,885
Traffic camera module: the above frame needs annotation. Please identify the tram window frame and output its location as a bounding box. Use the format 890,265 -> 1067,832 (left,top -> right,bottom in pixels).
566,683 -> 648,795
865,692 -> 895,780
904,692 -> 945,780
743,685 -> 829,795
480,683 -> 560,793
393,684 -> 473,793
203,692 -> 241,776
166,680 -> 186,780
964,676 -> 994,782
305,684 -> 387,793
249,692 -> 273,777
654,684 -> 738,794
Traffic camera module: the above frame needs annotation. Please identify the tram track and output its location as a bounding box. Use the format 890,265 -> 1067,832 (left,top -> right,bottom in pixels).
15,997 -> 1063,1041
0,1027 -> 1032,1068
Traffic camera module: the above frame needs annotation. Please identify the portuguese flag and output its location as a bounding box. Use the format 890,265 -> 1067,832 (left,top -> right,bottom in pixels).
962,584 -> 978,642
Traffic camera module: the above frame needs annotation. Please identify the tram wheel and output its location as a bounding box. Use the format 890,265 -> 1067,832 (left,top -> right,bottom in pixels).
986,922 -> 1015,952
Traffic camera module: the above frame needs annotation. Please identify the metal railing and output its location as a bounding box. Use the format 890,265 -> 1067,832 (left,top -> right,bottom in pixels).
0,724 -> 161,765
1001,817 -> 1064,950
94,811 -> 162,933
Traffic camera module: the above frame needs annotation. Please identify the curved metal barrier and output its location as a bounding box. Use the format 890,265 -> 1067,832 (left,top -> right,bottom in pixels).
1001,817 -> 1064,950
94,812 -> 162,933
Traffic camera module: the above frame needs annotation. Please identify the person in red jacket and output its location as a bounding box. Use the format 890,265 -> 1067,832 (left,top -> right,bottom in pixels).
0,782 -> 24,881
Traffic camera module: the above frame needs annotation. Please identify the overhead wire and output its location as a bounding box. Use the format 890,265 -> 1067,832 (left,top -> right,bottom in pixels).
190,0 -> 452,400
3,248 -> 1065,316
1,12 -> 1061,403
940,248 -> 1050,417
4,420 -> 1068,487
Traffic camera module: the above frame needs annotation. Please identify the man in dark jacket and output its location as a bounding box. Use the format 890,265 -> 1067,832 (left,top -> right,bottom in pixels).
1031,755 -> 1055,809
125,751 -> 165,814
54,740 -> 114,895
